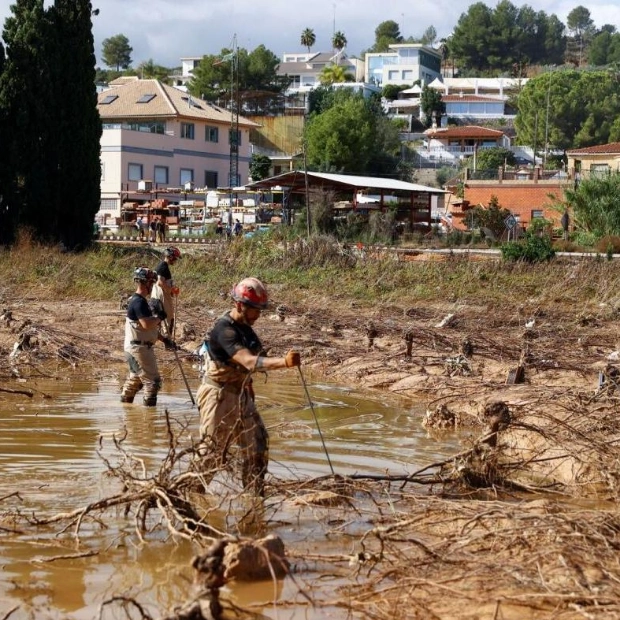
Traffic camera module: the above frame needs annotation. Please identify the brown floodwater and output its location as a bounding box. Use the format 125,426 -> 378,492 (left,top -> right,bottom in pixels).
0,371 -> 464,619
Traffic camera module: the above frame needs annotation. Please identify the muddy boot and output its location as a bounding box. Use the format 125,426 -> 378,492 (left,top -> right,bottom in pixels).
121,375 -> 142,404
143,395 -> 157,407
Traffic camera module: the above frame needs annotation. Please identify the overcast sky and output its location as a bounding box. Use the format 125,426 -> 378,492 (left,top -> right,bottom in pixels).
0,0 -> 618,69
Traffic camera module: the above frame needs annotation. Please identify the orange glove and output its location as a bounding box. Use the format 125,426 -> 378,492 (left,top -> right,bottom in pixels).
285,350 -> 301,368
171,286 -> 180,296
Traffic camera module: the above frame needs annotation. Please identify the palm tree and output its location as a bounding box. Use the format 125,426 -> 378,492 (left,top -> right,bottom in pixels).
332,31 -> 347,53
300,28 -> 316,53
319,64 -> 354,85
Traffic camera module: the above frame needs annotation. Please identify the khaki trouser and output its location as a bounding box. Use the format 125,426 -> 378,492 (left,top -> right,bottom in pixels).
196,379 -> 268,495
151,284 -> 174,336
122,344 -> 161,400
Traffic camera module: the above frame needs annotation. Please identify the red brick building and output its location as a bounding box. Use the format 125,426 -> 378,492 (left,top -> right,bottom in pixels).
448,168 -> 573,231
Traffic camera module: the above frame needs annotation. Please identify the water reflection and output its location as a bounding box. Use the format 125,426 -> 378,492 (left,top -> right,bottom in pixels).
0,373 -> 462,618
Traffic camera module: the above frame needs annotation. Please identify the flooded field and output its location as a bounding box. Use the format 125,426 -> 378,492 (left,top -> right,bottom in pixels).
0,372 -> 464,619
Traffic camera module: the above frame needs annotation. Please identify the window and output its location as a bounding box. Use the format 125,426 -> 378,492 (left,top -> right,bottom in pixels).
100,162 -> 105,181
181,122 -> 195,139
128,163 -> 143,182
127,121 -> 165,134
591,164 -> 610,178
205,126 -> 219,142
154,166 -> 169,185
180,169 -> 194,185
388,70 -> 399,81
531,210 -> 544,219
402,70 -> 413,81
204,170 -> 218,188
100,94 -> 118,105
137,94 -> 156,103
100,198 -> 117,210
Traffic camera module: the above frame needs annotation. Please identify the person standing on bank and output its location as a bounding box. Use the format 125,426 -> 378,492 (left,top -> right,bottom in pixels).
195,277 -> 301,496
120,267 -> 174,406
151,246 -> 181,340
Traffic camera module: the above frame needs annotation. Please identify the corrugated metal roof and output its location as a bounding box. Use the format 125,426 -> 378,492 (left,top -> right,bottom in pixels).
247,170 -> 447,193
309,172 -> 446,192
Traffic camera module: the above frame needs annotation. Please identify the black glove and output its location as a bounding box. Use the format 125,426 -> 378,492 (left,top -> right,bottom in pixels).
148,298 -> 167,320
161,336 -> 178,350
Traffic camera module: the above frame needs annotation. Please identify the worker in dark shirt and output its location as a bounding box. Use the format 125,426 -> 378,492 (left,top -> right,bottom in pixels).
120,267 -> 172,406
151,246 -> 181,339
195,277 -> 300,496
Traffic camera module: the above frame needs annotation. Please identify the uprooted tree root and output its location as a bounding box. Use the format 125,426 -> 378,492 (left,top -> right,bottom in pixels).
5,396 -> 620,620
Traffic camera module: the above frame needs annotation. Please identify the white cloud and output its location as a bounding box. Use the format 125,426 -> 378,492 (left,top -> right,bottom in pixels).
0,0 -> 617,68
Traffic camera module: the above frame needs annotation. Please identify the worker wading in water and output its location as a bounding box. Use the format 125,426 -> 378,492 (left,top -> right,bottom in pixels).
121,267 -> 174,406
151,246 -> 181,340
196,277 -> 301,496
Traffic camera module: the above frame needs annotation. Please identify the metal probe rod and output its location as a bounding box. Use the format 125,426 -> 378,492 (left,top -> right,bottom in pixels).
297,366 -> 335,476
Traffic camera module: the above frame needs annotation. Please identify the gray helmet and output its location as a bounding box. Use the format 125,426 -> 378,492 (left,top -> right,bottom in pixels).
133,267 -> 157,283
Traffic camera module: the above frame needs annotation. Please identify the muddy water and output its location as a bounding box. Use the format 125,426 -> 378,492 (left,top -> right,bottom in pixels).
0,373 -> 463,619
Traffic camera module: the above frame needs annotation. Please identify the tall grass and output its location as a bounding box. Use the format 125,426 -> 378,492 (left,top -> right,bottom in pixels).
2,234 -> 620,315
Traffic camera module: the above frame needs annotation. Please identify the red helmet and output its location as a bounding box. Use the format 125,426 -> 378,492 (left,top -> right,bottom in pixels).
164,246 -> 181,260
231,277 -> 269,309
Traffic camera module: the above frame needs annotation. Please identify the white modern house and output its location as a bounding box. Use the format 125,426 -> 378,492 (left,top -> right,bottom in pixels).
169,56 -> 203,92
365,44 -> 442,87
96,77 -> 258,222
277,50 -> 364,94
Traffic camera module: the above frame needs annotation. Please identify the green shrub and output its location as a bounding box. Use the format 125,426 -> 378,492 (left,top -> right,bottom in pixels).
572,231 -> 597,248
501,233 -> 556,263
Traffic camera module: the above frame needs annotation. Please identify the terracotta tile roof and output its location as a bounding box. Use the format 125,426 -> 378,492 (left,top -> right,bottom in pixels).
424,125 -> 505,138
97,78 -> 258,128
566,142 -> 620,155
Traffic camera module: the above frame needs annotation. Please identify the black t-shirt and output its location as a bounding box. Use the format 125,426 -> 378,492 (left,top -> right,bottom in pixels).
155,260 -> 172,280
208,311 -> 263,364
127,293 -> 152,321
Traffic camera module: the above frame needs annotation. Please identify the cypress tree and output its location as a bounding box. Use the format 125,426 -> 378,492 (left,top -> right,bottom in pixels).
49,0 -> 101,249
0,0 -> 57,242
0,0 -> 101,248
0,40 -> 15,245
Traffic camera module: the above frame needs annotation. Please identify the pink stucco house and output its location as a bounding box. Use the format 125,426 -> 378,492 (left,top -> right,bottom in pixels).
97,77 -> 258,223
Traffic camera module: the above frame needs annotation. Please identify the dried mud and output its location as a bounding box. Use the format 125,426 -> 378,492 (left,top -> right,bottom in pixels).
2,288 -> 620,619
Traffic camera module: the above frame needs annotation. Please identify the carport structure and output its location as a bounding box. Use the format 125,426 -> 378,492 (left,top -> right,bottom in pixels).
246,171 -> 446,229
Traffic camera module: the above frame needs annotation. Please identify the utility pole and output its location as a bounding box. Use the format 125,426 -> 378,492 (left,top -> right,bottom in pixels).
303,140 -> 310,237
228,34 -> 239,228
543,74 -> 551,169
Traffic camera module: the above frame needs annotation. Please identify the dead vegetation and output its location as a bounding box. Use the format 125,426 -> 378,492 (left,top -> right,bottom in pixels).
3,246 -> 620,617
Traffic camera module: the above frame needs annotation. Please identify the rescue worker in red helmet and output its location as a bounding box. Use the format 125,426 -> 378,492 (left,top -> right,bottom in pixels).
195,277 -> 301,496
151,246 -> 181,340
121,267 -> 173,406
